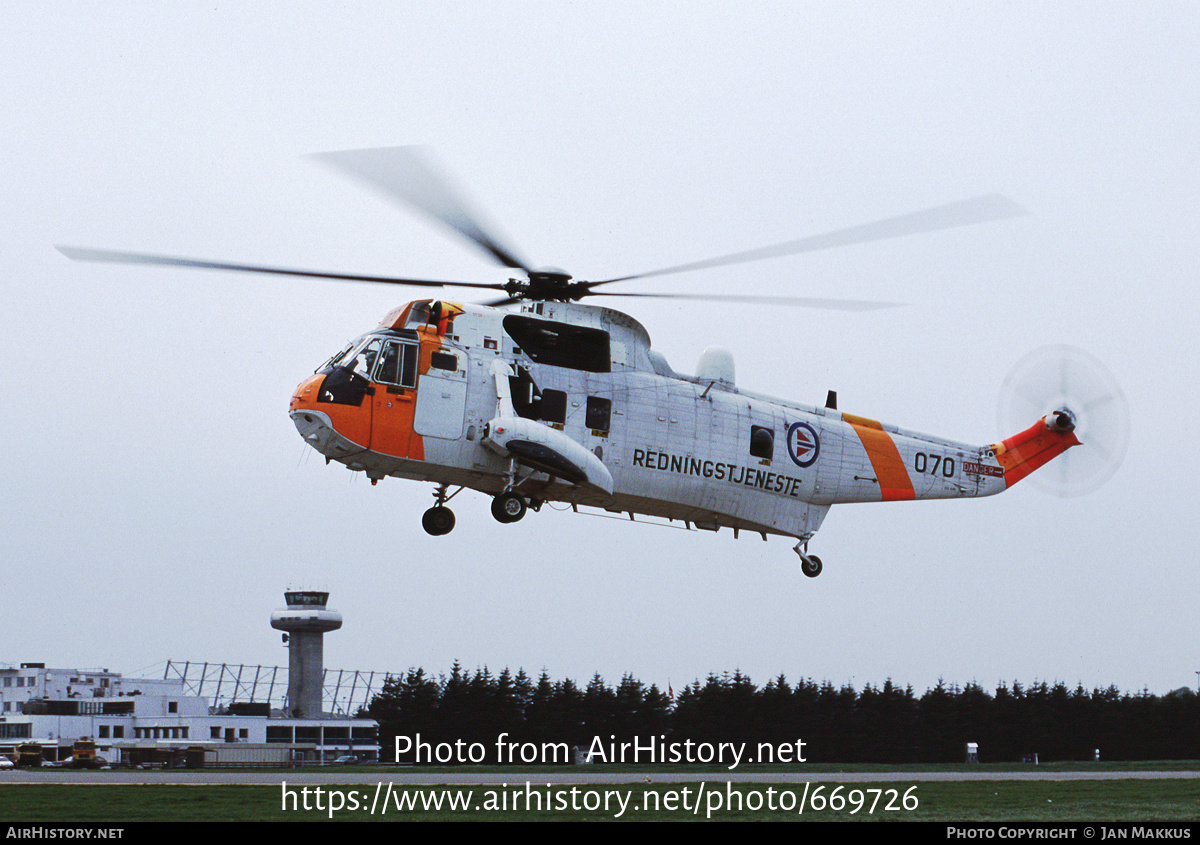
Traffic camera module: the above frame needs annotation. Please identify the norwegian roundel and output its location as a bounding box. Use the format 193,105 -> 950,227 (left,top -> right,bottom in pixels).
786,422 -> 820,468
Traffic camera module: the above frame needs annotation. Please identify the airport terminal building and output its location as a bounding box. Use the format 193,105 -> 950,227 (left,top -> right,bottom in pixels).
1,592 -> 379,766
0,662 -> 378,766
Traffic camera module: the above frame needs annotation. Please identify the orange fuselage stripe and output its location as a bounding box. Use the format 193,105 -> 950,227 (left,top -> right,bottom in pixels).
844,414 -> 916,501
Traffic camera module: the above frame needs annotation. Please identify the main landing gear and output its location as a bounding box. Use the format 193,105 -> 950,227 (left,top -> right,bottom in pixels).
488,459 -> 541,525
793,542 -> 823,578
490,491 -> 527,523
420,483 -> 541,534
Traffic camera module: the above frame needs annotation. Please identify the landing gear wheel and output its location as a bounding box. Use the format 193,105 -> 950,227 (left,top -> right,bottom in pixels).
491,492 -> 527,524
422,506 -> 456,536
801,554 -> 823,578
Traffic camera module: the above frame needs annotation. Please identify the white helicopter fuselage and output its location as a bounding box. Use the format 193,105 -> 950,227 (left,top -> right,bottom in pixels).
289,299 -> 1075,553
56,147 -> 1089,571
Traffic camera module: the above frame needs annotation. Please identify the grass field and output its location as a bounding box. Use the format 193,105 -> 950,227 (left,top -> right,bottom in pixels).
3,763 -> 1200,822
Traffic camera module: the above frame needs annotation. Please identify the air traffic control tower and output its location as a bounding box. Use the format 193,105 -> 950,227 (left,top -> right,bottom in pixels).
270,590 -> 343,718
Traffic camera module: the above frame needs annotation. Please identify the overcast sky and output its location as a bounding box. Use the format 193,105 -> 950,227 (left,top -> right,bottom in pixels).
4,2 -> 1198,703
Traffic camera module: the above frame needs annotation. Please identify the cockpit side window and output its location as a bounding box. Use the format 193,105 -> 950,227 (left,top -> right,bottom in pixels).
351,339 -> 383,380
374,341 -> 419,388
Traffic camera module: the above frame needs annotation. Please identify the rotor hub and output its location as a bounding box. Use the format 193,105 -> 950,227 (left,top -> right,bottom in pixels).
1049,407 -> 1077,433
506,267 -> 585,301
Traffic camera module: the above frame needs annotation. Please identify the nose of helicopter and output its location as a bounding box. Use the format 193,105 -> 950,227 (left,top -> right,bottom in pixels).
289,370 -> 377,463
289,374 -> 340,456
291,373 -> 323,410
291,406 -> 338,453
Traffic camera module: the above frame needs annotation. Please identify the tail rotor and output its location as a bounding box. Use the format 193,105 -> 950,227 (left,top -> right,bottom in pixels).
997,345 -> 1129,497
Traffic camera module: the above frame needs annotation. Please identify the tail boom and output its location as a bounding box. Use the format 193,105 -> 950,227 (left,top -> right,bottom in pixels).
991,415 -> 1081,489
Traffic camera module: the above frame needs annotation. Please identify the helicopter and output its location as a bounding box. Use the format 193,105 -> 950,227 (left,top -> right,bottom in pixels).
57,147 -> 1126,577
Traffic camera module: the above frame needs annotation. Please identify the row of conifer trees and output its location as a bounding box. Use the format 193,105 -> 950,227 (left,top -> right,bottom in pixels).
366,663 -> 1200,763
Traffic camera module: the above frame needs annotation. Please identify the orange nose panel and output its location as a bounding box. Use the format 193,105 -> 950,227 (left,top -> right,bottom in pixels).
291,374 -> 324,410
289,373 -> 372,449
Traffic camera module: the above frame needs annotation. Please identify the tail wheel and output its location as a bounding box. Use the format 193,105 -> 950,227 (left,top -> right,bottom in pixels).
801,554 -> 823,578
491,492 -> 527,524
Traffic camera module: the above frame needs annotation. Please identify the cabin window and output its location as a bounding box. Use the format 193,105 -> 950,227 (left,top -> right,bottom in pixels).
750,425 -> 774,460
508,368 -> 542,420
431,351 -> 458,371
509,369 -> 568,424
586,396 -> 612,433
374,341 -> 419,388
502,315 -> 611,372
541,389 -> 567,424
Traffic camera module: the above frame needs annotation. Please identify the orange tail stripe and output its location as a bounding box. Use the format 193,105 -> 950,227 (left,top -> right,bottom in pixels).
845,414 -> 916,501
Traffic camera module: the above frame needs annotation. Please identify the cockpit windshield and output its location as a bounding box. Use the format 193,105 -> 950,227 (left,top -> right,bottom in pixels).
317,340 -> 356,373
319,335 -> 381,374
313,334 -> 386,406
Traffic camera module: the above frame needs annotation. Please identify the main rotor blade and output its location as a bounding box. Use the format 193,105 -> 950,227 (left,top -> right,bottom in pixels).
588,291 -> 904,310
589,193 -> 1028,287
55,246 -> 507,292
309,146 -> 533,274
480,295 -> 524,308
